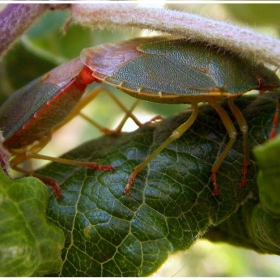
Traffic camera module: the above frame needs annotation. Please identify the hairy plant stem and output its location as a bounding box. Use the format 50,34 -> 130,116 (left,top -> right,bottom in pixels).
0,4 -> 48,56
0,4 -> 70,57
1,4 -> 280,67
72,3 -> 280,68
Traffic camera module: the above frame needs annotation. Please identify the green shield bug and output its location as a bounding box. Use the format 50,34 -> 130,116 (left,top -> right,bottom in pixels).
0,58 -> 117,197
81,35 -> 280,196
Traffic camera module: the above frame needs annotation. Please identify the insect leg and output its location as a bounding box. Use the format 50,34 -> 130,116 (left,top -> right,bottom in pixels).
208,101 -> 238,196
228,98 -> 250,187
10,151 -> 114,198
7,133 -> 62,197
80,98 -> 142,134
60,86 -> 142,135
124,103 -> 199,194
23,152 -> 114,171
269,92 -> 279,139
9,133 -> 114,197
11,164 -> 62,198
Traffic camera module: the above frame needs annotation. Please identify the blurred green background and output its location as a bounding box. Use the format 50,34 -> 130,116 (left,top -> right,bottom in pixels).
0,2 -> 280,276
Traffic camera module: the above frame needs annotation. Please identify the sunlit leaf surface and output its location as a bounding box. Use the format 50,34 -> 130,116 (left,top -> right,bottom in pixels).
35,94 -> 279,276
0,169 -> 65,276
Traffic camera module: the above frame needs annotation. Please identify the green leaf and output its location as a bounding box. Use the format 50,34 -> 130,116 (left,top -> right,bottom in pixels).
254,135 -> 280,216
35,93 -> 277,276
223,4 -> 280,27
205,198 -> 280,256
0,168 -> 65,276
249,202 -> 280,254
203,200 -> 264,253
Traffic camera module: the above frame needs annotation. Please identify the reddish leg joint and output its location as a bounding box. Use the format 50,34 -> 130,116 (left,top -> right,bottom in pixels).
34,176 -> 62,198
88,163 -> 114,171
124,172 -> 137,195
270,108 -> 279,139
211,171 -> 220,196
240,162 -> 250,187
32,163 -> 114,198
